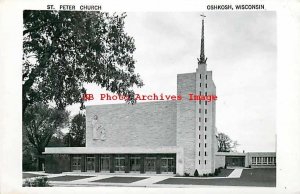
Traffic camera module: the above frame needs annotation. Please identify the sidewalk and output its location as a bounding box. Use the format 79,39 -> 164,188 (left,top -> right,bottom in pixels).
23,169 -> 243,187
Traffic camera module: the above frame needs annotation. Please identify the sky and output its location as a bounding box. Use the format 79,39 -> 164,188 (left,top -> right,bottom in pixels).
69,12 -> 277,152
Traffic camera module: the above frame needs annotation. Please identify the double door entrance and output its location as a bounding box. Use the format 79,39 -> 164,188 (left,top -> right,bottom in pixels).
144,157 -> 175,173
86,156 -> 95,172
145,157 -> 156,173
161,158 -> 175,173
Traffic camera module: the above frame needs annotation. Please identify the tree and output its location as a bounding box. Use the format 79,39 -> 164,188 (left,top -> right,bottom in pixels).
23,103 -> 69,170
63,113 -> 86,147
23,10 -> 143,113
23,130 -> 37,171
217,132 -> 239,152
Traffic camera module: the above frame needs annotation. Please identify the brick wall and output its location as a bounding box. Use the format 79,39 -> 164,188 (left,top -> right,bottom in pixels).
86,101 -> 177,147
176,72 -> 196,175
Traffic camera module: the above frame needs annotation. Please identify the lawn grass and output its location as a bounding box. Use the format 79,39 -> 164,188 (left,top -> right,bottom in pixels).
156,168 -> 276,187
215,169 -> 234,177
47,175 -> 94,182
92,176 -> 149,183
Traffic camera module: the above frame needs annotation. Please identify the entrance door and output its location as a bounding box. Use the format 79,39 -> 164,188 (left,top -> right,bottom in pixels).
72,156 -> 81,172
145,157 -> 156,173
114,156 -> 125,172
161,158 -> 175,174
86,155 -> 95,172
130,157 -> 141,172
99,155 -> 110,172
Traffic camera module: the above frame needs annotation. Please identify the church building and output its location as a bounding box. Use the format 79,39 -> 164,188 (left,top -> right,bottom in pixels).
43,17 -> 275,175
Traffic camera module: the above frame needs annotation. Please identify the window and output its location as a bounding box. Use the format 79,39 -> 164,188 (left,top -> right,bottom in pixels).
199,143 -> 201,147
205,101 -> 207,105
263,157 -> 267,164
205,135 -> 207,139
205,160 -> 207,165
206,75 -> 208,80
200,83 -> 201,87
199,135 -> 201,139
205,109 -> 207,114
267,157 -> 273,164
257,157 -> 262,164
199,117 -> 201,122
199,101 -> 201,105
199,126 -> 201,130
205,126 -> 207,131
205,118 -> 207,122
199,91 -> 202,95
199,151 -> 201,156
205,152 -> 207,156
199,109 -> 201,113
205,92 -> 207,96
200,74 -> 202,79
205,83 -> 207,88
205,143 -> 207,148
199,160 -> 201,165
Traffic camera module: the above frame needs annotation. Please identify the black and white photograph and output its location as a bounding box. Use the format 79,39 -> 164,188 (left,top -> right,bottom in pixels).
21,10 -> 277,187
1,1 -> 300,194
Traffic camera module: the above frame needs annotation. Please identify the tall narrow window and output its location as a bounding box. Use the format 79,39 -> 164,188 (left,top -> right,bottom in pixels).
199,143 -> 201,147
200,83 -> 201,87
199,109 -> 201,113
205,135 -> 207,139
205,126 -> 207,131
205,152 -> 207,156
205,143 -> 207,148
205,109 -> 207,114
199,151 -> 200,156
205,92 -> 207,96
199,117 -> 201,122
205,83 -> 207,88
199,160 -> 201,165
200,74 -> 202,79
205,118 -> 207,122
205,160 -> 207,165
199,126 -> 201,130
205,75 -> 208,80
199,135 -> 201,139
205,101 -> 207,105
199,100 -> 201,105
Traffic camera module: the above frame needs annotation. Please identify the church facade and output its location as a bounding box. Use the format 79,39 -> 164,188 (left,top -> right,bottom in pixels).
43,18 -> 275,175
